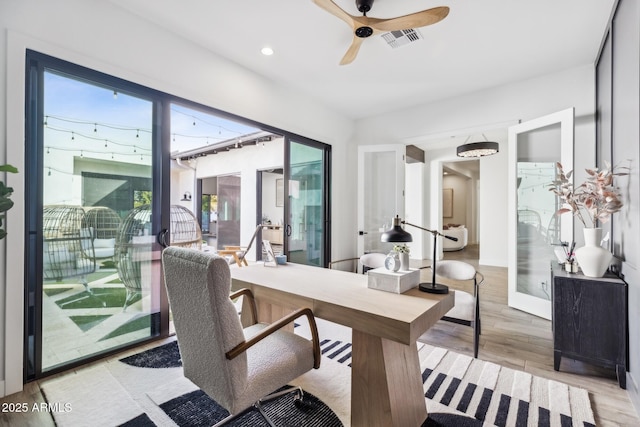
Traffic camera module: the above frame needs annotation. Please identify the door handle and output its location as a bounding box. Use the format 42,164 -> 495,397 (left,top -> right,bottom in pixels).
359,231 -> 368,235
157,229 -> 169,248
285,224 -> 292,237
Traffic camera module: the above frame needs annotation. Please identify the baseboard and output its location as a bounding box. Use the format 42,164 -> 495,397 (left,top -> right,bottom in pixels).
628,372 -> 640,419
478,258 -> 508,268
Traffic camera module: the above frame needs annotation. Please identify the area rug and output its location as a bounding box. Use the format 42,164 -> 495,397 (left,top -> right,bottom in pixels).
41,319 -> 595,427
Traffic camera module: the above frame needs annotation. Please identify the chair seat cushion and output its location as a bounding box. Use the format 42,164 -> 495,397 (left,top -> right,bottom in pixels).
229,323 -> 314,413
444,290 -> 474,322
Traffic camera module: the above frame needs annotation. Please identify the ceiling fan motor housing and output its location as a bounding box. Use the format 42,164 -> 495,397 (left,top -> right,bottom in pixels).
356,0 -> 374,13
355,26 -> 374,37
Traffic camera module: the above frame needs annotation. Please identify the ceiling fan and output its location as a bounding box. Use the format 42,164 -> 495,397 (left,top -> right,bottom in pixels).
313,0 -> 449,65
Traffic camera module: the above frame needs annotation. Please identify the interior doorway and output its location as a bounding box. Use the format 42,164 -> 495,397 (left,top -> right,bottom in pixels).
441,160 -> 479,255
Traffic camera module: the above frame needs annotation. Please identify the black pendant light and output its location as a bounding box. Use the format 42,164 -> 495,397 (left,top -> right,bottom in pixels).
456,135 -> 499,158
380,215 -> 413,242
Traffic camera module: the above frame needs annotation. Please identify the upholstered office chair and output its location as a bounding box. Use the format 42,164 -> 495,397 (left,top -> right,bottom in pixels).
162,247 -> 321,426
430,260 -> 484,358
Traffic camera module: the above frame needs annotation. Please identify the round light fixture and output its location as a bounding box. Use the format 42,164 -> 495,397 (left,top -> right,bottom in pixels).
261,47 -> 274,56
456,141 -> 499,158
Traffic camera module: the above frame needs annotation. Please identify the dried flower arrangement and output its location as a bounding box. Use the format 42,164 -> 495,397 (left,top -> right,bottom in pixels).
549,161 -> 627,228
392,244 -> 410,254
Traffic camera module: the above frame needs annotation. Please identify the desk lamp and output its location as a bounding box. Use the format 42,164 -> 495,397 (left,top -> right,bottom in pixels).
381,215 -> 458,294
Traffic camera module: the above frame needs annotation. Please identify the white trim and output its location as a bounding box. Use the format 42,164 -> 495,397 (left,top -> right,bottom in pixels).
357,145 -> 405,256
507,107 -> 574,320
4,30 -> 29,397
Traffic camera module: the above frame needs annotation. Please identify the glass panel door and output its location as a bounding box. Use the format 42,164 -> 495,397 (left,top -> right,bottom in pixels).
286,140 -> 330,267
357,145 -> 406,255
216,175 -> 241,250
26,57 -> 166,378
508,109 -> 574,319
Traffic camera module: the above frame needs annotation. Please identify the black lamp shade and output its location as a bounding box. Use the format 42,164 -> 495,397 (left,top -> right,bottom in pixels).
381,216 -> 413,242
456,141 -> 499,158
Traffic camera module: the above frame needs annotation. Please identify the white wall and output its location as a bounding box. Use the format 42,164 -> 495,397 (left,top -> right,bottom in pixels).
0,0 -> 355,396
355,65 -> 596,267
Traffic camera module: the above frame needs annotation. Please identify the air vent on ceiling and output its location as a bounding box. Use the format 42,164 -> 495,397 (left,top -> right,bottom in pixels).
381,28 -> 423,49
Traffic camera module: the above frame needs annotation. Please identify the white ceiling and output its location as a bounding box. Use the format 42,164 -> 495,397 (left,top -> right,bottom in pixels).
109,0 -> 614,120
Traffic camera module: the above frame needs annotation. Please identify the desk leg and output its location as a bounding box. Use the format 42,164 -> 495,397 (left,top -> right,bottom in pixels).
351,329 -> 427,427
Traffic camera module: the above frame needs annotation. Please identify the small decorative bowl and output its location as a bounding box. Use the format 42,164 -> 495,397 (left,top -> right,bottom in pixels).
275,254 -> 287,265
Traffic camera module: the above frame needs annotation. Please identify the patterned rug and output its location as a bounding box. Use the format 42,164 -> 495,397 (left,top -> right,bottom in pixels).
42,319 -> 595,426
120,326 -> 595,427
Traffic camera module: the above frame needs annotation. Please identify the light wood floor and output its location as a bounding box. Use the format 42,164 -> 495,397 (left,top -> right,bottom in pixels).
419,245 -> 639,426
2,245 -> 639,426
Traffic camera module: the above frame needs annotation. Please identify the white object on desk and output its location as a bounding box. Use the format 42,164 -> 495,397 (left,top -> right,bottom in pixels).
367,267 -> 420,293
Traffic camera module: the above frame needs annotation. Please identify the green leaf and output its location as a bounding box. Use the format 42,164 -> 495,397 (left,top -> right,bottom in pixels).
0,229 -> 7,240
0,164 -> 18,173
0,199 -> 14,213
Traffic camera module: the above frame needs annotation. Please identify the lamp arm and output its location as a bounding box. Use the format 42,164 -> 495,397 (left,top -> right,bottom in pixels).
238,224 -> 267,262
401,221 -> 458,241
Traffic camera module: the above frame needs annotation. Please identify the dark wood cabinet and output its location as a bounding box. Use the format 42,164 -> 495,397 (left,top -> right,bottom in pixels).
551,265 -> 628,388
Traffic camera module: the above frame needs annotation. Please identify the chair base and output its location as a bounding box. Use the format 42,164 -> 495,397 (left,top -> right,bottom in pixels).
213,386 -> 304,427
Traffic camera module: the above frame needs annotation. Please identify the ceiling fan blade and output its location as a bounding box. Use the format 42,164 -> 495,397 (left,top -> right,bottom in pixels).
371,6 -> 449,32
313,0 -> 356,27
340,36 -> 365,65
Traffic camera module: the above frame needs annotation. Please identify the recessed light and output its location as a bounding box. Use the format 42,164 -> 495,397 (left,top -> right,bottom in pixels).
261,47 -> 274,56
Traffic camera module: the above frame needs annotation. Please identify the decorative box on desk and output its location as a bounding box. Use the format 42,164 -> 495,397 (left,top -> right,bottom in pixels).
367,267 -> 419,293
551,264 -> 628,388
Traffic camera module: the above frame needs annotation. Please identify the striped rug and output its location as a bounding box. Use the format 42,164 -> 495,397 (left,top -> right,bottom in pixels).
318,337 -> 596,427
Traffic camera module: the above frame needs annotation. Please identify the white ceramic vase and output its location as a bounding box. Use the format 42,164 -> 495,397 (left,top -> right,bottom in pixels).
574,228 -> 612,277
399,252 -> 410,271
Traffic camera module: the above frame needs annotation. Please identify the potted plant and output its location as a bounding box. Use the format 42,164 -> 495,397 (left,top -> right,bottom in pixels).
550,161 -> 627,277
392,244 -> 410,271
0,164 -> 18,240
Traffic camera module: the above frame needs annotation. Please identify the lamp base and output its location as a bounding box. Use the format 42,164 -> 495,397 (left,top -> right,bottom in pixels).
418,282 -> 449,294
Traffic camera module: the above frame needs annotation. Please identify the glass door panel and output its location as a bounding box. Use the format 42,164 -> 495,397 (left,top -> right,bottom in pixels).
216,175 -> 241,250
35,69 -> 161,374
357,145 -> 405,255
287,140 -> 328,267
508,109 -> 573,320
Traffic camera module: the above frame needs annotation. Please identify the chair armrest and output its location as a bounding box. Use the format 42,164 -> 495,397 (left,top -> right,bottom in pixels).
226,307 -> 321,369
229,288 -> 258,326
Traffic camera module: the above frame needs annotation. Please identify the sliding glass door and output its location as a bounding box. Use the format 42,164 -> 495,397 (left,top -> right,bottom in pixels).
286,139 -> 331,267
25,52 -> 169,379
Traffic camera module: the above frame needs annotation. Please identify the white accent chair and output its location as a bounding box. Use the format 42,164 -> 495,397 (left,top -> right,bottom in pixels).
328,252 -> 386,273
442,226 -> 468,251
162,247 -> 321,426
423,260 -> 483,358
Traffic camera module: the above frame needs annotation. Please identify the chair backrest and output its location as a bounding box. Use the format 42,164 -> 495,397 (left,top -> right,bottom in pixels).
436,259 -> 483,300
435,260 -> 476,281
162,246 -> 248,410
360,253 -> 386,271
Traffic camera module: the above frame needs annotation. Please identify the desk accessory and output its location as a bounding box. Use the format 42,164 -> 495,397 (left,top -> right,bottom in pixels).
381,215 -> 458,294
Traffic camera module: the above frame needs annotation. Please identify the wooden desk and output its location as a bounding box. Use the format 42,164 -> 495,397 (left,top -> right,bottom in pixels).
231,263 -> 454,427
